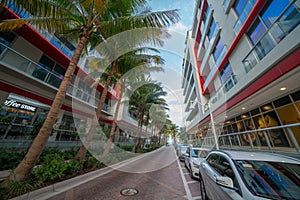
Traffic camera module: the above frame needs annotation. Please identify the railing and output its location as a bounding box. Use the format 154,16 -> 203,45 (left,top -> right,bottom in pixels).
242,1 -> 300,73
7,2 -> 75,59
0,42 -> 112,114
200,123 -> 300,154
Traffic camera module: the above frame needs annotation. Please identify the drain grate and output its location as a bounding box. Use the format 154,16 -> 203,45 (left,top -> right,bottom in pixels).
120,188 -> 139,196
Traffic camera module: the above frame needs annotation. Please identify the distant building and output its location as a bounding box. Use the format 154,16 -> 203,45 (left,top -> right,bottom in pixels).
182,0 -> 300,148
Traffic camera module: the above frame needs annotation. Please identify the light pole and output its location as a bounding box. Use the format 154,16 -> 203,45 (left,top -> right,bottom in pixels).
190,100 -> 219,150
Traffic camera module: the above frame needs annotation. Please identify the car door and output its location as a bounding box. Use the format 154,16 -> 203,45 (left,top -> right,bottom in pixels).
201,153 -> 235,200
201,153 -> 222,199
217,155 -> 243,200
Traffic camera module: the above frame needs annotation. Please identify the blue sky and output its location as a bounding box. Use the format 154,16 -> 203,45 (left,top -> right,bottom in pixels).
145,0 -> 196,126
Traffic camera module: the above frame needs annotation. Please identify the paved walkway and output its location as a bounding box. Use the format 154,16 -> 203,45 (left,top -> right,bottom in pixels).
13,146 -> 198,200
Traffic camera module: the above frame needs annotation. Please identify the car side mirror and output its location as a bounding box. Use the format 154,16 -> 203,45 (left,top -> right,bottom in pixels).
185,153 -> 189,157
215,176 -> 234,189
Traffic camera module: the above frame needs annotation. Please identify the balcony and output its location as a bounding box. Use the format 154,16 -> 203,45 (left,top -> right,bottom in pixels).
242,1 -> 300,73
0,42 -> 113,115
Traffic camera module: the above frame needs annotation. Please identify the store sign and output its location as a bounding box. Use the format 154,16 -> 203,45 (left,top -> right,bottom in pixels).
4,99 -> 37,112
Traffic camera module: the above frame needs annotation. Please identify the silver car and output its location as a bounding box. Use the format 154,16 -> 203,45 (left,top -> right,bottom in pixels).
178,145 -> 188,161
199,150 -> 300,200
185,147 -> 209,179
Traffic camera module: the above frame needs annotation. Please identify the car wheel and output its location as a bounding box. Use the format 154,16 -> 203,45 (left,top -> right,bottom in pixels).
199,177 -> 207,200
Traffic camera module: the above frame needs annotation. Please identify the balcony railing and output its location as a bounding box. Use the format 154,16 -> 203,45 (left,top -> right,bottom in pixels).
242,1 -> 300,73
200,123 -> 300,154
0,42 -> 112,114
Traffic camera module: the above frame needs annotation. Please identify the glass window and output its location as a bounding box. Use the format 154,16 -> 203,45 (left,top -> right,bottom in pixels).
236,160 -> 300,199
274,95 -> 292,107
220,63 -> 237,92
234,0 -> 247,15
291,90 -> 300,102
207,153 -> 219,167
38,55 -> 55,71
213,37 -> 224,60
279,2 -> 300,34
248,19 -> 268,45
208,19 -> 217,39
261,0 -> 290,28
203,4 -> 210,24
191,149 -> 200,158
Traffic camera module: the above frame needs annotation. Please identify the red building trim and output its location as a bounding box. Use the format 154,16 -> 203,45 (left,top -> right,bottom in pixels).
202,0 -> 266,94
194,0 -> 207,49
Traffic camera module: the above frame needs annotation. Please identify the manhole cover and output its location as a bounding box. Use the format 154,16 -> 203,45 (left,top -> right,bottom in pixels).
120,188 -> 139,196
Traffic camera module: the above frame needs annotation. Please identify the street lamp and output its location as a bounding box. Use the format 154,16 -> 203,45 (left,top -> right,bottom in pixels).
190,100 -> 219,150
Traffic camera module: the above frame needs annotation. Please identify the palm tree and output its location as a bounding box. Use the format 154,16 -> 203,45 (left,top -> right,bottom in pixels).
0,0 -> 179,182
129,80 -> 168,152
86,48 -> 165,158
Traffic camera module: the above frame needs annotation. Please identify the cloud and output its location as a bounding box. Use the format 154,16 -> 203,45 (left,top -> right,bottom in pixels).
168,22 -> 188,33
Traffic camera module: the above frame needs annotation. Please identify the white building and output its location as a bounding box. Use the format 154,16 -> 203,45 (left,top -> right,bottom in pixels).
182,0 -> 300,150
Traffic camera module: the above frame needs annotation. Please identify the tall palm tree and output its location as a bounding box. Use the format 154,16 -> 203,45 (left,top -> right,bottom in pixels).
0,0 -> 179,182
129,81 -> 168,152
83,48 -> 165,158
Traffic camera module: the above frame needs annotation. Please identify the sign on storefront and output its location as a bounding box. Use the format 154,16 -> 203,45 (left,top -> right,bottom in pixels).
4,99 -> 37,112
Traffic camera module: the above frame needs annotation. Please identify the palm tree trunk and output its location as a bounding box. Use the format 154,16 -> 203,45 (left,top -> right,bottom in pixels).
102,81 -> 124,157
6,35 -> 88,182
74,63 -> 116,160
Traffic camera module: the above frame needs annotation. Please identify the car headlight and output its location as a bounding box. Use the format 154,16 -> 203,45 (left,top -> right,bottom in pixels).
192,162 -> 199,168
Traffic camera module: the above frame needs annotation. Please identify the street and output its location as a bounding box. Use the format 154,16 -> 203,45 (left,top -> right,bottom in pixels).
16,146 -> 201,200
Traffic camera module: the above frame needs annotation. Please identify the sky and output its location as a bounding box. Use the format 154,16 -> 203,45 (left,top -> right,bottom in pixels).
146,0 -> 195,127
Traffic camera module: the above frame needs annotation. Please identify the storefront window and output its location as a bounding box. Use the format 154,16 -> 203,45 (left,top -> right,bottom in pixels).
277,104 -> 300,145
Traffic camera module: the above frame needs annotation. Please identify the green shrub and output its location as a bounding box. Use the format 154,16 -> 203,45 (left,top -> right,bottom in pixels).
33,154 -> 67,182
120,145 -> 133,151
0,150 -> 25,170
64,160 -> 82,175
83,156 -> 102,169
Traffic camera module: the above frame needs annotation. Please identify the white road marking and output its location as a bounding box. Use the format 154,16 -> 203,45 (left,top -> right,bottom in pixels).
187,180 -> 198,184
175,149 -> 193,200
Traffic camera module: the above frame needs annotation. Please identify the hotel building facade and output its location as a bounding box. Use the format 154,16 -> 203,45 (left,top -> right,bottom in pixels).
182,0 -> 300,151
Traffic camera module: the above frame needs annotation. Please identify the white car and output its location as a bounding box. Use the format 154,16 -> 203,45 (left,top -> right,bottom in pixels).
185,147 -> 209,179
199,150 -> 300,200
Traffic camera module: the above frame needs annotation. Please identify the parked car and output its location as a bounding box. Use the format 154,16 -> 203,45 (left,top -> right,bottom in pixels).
199,150 -> 300,200
178,145 -> 188,161
184,147 -> 209,179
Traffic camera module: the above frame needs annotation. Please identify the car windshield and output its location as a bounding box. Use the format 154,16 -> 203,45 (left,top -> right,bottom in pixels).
235,160 -> 300,199
181,146 -> 188,152
191,149 -> 200,158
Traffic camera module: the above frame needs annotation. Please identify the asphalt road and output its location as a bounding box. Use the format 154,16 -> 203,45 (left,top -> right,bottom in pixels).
14,146 -> 202,200
48,146 -> 188,200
